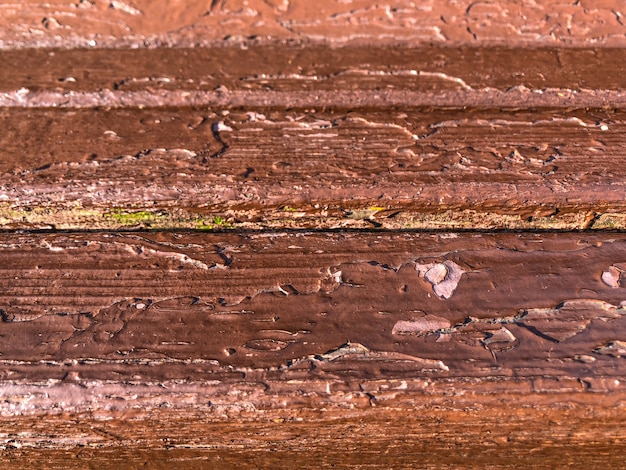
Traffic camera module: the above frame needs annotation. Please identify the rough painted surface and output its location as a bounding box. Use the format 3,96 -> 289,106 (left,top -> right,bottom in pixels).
2,231 -> 626,464
2,231 -> 626,405
3,105 -> 626,230
3,1 -> 626,466
1,47 -> 626,230
2,0 -> 626,48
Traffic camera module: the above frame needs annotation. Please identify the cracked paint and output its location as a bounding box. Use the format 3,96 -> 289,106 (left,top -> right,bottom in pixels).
416,260 -> 466,299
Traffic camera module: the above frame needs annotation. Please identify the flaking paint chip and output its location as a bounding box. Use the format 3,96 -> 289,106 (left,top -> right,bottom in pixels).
424,263 -> 447,284
482,327 -> 516,345
594,340 -> 626,357
392,313 -> 451,336
416,260 -> 466,299
602,265 -> 623,288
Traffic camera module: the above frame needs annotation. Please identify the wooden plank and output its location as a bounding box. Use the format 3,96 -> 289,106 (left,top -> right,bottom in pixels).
1,403 -> 626,468
1,46 -> 626,230
1,231 -> 625,397
3,47 -> 626,94
2,0 -> 626,48
1,231 -> 626,465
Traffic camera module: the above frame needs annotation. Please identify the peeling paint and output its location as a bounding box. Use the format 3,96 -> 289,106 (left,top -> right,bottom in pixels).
416,260 -> 466,299
392,313 -> 451,336
602,265 -> 625,288
594,340 -> 626,357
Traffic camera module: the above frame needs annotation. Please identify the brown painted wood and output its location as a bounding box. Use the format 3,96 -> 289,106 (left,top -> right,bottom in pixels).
1,46 -> 626,230
2,1 -> 626,467
0,230 -> 625,391
2,0 -> 626,48
0,231 -> 626,466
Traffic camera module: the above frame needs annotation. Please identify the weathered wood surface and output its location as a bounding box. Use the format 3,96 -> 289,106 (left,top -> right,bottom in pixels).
2,1 -> 626,467
2,231 -> 626,466
2,0 -> 626,48
1,46 -> 626,230
1,231 -> 626,396
2,402 -> 626,468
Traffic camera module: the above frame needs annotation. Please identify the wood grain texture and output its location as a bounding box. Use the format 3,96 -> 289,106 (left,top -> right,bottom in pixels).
1,232 -> 626,434
2,0 -> 626,48
2,402 -> 626,469
2,1 -> 626,467
1,47 -> 626,230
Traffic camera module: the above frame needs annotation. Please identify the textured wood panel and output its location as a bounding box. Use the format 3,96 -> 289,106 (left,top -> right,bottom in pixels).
2,0 -> 626,48
1,47 -> 626,230
2,1 -> 626,467
1,231 -> 626,405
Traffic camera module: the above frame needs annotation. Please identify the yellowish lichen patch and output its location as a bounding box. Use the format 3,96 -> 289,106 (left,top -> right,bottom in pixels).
0,203 -> 624,231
